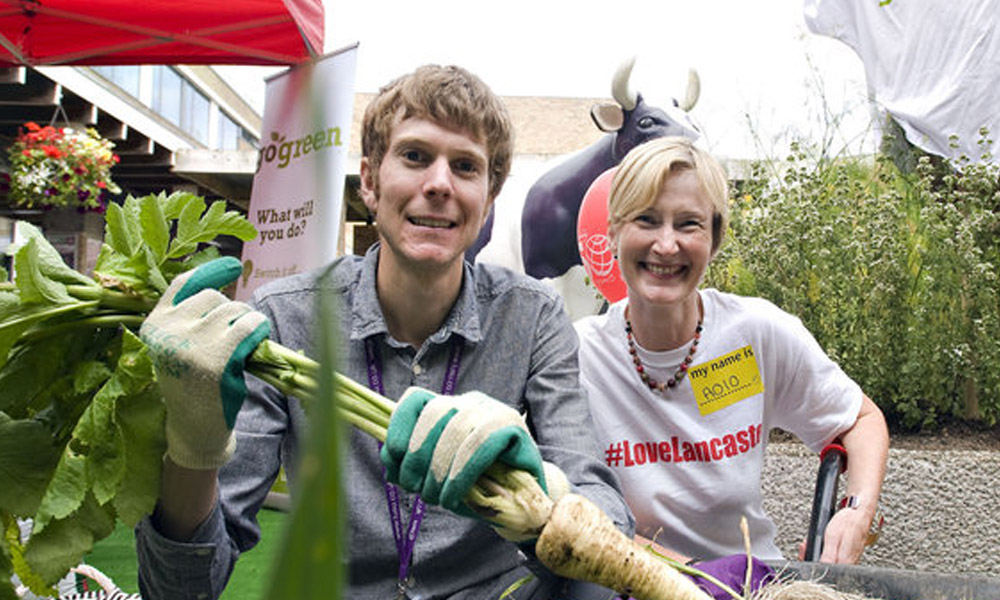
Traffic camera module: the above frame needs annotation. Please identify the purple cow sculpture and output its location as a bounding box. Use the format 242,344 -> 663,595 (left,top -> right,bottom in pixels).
468,58 -> 702,279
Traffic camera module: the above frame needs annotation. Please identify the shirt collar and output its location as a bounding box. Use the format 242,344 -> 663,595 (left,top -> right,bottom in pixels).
349,243 -> 483,346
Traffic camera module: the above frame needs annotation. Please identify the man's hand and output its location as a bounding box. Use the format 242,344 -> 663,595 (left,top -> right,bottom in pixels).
381,387 -> 547,516
140,257 -> 270,470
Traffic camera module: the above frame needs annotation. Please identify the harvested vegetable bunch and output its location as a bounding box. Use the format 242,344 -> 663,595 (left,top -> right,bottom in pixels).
0,192 -> 715,600
0,192 -> 255,598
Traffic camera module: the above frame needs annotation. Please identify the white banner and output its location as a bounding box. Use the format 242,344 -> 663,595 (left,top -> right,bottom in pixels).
235,45 -> 358,300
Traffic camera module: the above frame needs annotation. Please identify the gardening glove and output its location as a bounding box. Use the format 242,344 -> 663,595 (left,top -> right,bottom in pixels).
685,555 -> 776,600
381,387 -> 547,517
140,257 -> 270,470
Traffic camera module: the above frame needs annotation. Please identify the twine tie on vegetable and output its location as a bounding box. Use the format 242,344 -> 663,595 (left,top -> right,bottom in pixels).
624,308 -> 702,393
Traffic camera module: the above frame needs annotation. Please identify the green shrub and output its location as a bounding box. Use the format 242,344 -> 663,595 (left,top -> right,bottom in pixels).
707,132 -> 1000,431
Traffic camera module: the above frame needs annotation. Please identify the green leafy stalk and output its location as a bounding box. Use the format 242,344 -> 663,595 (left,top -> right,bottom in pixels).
247,340 -> 394,441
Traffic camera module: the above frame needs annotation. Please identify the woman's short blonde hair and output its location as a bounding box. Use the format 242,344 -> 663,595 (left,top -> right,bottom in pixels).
608,136 -> 730,254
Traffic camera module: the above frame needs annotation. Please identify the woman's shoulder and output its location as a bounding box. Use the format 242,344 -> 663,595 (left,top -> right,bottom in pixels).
574,301 -> 623,341
702,288 -> 795,321
702,289 -> 808,343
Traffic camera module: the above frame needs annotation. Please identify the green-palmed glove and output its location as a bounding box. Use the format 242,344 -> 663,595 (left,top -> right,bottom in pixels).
140,257 -> 270,470
381,387 -> 548,517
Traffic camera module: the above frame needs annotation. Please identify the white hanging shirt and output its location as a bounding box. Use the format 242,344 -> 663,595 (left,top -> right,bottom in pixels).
804,0 -> 1000,164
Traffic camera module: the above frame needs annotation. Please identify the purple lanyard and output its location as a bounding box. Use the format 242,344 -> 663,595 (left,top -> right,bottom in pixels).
364,336 -> 464,587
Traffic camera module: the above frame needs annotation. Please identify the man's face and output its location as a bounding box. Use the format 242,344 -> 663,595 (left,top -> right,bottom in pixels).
360,117 -> 492,276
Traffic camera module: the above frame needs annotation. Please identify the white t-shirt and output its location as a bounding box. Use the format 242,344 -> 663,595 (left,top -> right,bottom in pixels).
574,289 -> 862,560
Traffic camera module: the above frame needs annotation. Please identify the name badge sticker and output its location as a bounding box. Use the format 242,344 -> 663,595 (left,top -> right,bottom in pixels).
688,345 -> 764,416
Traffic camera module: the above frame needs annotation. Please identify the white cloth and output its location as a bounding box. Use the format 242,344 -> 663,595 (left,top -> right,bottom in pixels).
575,289 -> 862,560
804,0 -> 1000,164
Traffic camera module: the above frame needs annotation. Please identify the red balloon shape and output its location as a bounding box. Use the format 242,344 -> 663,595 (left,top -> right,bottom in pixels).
576,167 -> 626,303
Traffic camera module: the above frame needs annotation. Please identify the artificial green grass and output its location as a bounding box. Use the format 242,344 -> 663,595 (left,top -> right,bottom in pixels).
83,508 -> 288,599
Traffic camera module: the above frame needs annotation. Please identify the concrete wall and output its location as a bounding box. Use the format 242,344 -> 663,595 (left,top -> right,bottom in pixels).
762,443 -> 1000,577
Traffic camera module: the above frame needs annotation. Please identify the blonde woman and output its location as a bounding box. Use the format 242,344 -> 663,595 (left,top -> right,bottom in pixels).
575,137 -> 888,568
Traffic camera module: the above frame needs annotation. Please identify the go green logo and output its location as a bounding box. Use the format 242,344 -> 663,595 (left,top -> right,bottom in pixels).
257,126 -> 344,171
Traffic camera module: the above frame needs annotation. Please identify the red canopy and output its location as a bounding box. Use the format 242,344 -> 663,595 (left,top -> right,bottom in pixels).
0,0 -> 323,66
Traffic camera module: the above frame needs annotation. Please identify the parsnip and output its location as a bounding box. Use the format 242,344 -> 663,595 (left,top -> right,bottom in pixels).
536,494 -> 712,600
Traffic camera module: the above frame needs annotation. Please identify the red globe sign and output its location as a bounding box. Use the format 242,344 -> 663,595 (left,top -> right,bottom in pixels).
576,167 -> 626,303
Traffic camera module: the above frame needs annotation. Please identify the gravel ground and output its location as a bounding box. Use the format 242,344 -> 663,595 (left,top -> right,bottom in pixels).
761,442 -> 1000,577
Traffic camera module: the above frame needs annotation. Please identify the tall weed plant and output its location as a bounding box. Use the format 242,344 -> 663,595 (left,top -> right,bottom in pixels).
706,131 -> 1000,430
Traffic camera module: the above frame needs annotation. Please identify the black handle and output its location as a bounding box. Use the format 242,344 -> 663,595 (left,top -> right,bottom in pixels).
803,443 -> 847,561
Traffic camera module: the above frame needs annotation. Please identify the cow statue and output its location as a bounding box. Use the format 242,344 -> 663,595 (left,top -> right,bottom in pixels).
469,57 -> 702,319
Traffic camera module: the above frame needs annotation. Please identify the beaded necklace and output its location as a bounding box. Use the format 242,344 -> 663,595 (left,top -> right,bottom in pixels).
624,308 -> 703,393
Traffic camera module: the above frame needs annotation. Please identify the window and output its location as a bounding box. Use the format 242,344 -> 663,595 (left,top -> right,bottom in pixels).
92,66 -> 140,97
217,112 -> 240,150
183,84 -> 210,146
151,66 -> 182,128
151,66 -> 211,146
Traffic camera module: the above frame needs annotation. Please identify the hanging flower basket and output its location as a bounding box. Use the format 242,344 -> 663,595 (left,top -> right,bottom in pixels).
2,121 -> 121,213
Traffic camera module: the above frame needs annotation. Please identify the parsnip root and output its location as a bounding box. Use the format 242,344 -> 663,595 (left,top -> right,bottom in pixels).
535,494 -> 712,600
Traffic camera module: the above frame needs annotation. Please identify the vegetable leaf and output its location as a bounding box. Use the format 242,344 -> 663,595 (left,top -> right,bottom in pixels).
14,239 -> 74,305
162,190 -> 196,219
8,223 -> 93,288
0,331 -> 111,418
73,361 -> 114,396
0,523 -> 16,600
8,527 -> 53,599
139,194 -> 171,264
0,302 -> 101,374
102,206 -> 127,252
113,332 -> 165,526
0,414 -> 64,516
171,193 -> 208,258
32,451 -> 86,532
169,198 -> 257,259
22,494 -> 115,591
103,201 -> 137,258
76,385 -> 125,506
75,330 -> 158,507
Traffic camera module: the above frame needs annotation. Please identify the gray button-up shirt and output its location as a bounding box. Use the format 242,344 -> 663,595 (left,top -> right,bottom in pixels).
136,244 -> 633,599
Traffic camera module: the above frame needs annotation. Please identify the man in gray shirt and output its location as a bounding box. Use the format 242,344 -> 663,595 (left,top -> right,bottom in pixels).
135,64 -> 634,599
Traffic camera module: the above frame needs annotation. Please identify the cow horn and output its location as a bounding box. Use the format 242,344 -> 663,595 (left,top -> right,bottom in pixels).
611,56 -> 638,111
679,68 -> 701,112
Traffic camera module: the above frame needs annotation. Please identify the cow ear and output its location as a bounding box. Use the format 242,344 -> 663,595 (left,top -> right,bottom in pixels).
591,103 -> 624,132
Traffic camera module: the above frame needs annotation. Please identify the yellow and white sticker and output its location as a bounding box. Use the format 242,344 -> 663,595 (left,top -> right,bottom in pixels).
688,345 -> 764,416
